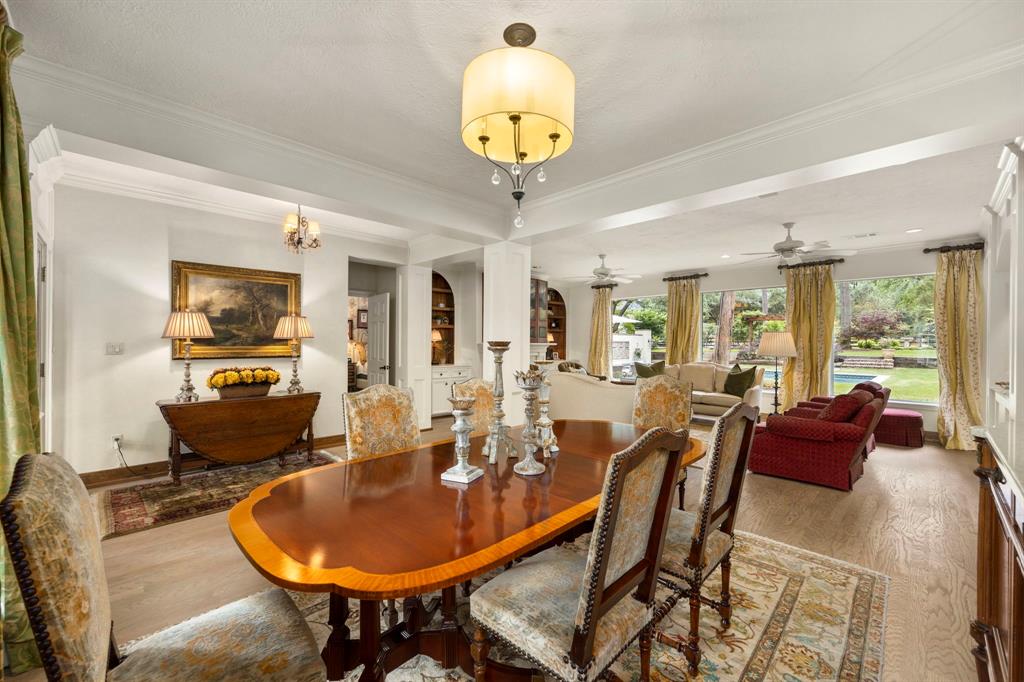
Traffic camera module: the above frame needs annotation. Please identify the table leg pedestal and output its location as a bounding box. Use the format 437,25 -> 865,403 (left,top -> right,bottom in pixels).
321,588 -> 541,681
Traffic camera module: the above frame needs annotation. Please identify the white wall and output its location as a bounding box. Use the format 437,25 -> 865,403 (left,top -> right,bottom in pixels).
557,244 -> 951,429
51,184 -> 402,473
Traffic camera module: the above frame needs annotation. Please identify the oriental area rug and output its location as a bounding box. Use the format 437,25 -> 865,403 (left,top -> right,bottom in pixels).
93,451 -> 340,538
290,531 -> 887,681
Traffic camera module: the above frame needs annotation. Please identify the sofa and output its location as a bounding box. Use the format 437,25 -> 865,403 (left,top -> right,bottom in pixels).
747,388 -> 885,490
547,372 -> 634,422
556,360 -> 607,381
663,362 -> 763,418
785,381 -> 891,458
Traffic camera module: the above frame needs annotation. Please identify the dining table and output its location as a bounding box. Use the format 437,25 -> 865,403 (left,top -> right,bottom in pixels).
228,419 -> 707,681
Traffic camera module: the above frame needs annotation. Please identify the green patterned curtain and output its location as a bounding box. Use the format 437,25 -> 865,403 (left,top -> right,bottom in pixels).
0,24 -> 43,674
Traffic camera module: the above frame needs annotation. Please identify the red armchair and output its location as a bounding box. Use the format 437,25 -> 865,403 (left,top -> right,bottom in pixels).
785,382 -> 890,458
748,393 -> 884,491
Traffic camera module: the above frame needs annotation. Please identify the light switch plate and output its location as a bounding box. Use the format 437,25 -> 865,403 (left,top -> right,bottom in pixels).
105,342 -> 124,356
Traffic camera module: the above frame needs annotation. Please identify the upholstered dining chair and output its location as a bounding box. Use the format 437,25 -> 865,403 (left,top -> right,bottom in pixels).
655,401 -> 758,675
633,375 -> 693,511
343,383 -> 420,460
469,427 -> 687,682
453,377 -> 495,435
0,453 -> 326,682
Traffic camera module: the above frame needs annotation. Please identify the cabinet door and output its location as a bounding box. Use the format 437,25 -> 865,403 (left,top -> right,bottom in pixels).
432,380 -> 451,414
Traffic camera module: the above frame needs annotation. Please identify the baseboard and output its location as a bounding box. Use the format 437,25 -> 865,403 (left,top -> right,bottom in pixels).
80,434 -> 345,489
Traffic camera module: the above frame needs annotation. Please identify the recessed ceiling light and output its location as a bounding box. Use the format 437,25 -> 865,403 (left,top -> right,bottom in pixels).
905,228 -> 924,234
720,254 -> 731,259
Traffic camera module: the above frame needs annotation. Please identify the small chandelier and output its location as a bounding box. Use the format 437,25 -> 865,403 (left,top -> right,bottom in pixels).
461,23 -> 575,229
282,205 -> 321,253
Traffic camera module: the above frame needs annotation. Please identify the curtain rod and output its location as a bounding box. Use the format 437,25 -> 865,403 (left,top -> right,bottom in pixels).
777,258 -> 844,271
662,272 -> 709,282
922,241 -> 985,254
590,282 -> 617,290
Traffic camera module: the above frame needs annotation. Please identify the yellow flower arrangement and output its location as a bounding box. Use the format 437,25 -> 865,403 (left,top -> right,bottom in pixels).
206,366 -> 281,391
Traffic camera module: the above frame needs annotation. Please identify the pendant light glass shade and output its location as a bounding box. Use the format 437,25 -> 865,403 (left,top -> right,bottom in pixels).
461,47 -> 575,163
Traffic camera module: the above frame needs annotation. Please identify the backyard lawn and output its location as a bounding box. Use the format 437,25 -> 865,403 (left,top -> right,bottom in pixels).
833,366 -> 939,403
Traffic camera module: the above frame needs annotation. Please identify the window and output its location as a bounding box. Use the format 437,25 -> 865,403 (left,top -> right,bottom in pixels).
700,287 -> 786,366
833,275 -> 938,403
610,296 -> 667,380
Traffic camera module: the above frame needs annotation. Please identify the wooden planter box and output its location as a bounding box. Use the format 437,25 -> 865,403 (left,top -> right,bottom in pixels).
216,383 -> 272,399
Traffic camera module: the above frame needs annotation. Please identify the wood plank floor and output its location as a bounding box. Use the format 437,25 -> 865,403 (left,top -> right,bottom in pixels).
12,431 -> 977,681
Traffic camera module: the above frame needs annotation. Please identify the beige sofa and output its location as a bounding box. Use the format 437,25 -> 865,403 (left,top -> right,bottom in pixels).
664,362 -> 763,417
547,362 -> 762,423
547,372 -> 634,422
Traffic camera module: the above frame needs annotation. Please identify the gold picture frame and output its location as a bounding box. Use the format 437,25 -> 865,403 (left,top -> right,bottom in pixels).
170,260 -> 301,359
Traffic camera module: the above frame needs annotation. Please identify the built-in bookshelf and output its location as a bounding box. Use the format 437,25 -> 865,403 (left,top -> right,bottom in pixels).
547,287 -> 567,360
431,272 -> 455,365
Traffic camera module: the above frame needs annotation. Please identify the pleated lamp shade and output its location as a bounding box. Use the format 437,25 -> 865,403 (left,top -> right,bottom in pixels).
161,310 -> 214,340
273,314 -> 314,340
757,331 -> 797,358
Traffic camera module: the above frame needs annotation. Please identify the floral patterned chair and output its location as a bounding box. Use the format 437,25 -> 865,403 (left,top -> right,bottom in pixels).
469,427 -> 687,682
343,383 -> 420,460
0,453 -> 326,682
452,377 -> 495,435
633,375 -> 693,511
656,402 -> 758,675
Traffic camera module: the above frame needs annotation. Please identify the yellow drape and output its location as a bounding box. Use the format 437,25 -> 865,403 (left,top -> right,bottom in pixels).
781,264 -> 835,411
587,285 -> 613,377
665,278 -> 701,365
935,249 -> 984,450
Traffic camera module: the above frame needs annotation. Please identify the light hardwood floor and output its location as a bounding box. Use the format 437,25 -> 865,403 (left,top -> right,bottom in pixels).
13,431 -> 977,681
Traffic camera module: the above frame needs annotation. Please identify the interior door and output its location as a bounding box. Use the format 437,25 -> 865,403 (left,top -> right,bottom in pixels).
367,292 -> 390,385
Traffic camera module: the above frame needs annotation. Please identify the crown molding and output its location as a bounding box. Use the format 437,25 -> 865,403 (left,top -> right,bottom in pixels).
53,154 -> 410,251
526,40 -> 1024,214
11,55 -> 502,222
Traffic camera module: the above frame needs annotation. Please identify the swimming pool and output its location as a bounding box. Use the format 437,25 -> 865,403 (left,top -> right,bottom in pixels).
761,369 -> 880,384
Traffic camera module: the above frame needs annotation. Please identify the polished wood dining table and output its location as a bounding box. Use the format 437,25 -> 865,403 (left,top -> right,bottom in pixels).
229,419 -> 706,681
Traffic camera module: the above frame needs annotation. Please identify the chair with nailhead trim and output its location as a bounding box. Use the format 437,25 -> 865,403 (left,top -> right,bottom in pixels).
468,427 -> 687,682
655,401 -> 758,675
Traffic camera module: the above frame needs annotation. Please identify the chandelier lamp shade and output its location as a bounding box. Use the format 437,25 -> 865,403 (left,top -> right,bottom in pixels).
162,309 -> 214,403
461,22 -> 575,229
282,205 -> 321,253
273,314 -> 314,394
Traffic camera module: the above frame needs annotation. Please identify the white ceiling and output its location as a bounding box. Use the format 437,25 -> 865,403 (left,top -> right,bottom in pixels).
9,0 -> 1021,205
534,142 -> 1003,281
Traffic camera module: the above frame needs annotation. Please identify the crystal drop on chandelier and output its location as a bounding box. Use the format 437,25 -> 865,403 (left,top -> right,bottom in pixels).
513,212 -> 524,229
491,169 -> 500,185
537,167 -> 546,183
511,163 -> 522,176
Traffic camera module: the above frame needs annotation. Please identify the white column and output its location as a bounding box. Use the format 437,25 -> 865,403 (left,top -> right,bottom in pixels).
397,265 -> 433,429
483,241 -> 531,426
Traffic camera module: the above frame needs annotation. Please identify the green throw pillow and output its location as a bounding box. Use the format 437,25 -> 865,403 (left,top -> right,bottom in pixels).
723,363 -> 757,397
634,360 -> 665,378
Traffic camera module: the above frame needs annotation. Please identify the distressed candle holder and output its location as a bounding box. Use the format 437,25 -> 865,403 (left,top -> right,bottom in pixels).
513,368 -> 546,476
441,396 -> 484,484
482,341 -> 518,462
534,361 -> 559,458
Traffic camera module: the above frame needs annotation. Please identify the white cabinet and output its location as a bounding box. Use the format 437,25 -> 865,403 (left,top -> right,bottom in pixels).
431,365 -> 473,416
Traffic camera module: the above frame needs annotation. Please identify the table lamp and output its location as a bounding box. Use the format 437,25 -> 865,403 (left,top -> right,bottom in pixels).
757,330 -> 797,414
274,314 -> 314,394
162,309 -> 214,402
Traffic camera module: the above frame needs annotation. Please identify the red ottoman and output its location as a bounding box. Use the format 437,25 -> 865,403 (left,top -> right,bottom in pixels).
875,408 -> 925,447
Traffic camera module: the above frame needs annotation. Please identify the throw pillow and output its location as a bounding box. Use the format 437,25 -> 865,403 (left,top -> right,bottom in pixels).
816,390 -> 872,422
634,360 -> 665,378
723,364 -> 757,397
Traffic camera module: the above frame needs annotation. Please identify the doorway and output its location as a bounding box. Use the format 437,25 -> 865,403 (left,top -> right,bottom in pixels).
348,260 -> 398,393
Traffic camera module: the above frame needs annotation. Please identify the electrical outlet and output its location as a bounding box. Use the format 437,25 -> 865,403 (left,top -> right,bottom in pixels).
111,434 -> 123,452
105,342 -> 125,356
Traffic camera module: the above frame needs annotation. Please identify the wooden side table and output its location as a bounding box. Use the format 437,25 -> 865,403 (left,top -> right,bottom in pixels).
157,391 -> 320,485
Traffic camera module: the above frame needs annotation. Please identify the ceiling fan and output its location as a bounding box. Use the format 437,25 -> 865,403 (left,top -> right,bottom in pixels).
564,254 -> 643,286
740,222 -> 857,265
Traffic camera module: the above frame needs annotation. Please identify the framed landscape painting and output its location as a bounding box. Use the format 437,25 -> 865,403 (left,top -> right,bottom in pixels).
170,260 -> 301,359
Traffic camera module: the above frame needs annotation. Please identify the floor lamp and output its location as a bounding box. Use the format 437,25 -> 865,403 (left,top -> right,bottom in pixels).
757,331 -> 797,415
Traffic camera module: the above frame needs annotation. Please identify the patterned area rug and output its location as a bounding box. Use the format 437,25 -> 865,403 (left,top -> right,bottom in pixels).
290,531 -> 887,681
94,451 -> 340,538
